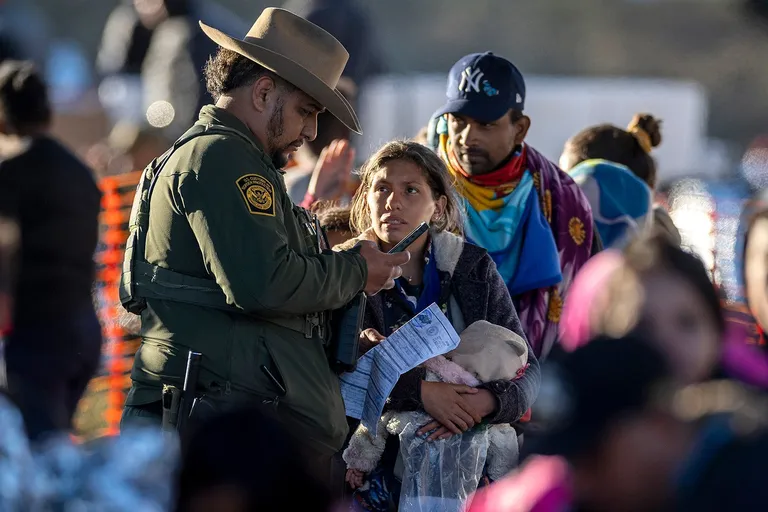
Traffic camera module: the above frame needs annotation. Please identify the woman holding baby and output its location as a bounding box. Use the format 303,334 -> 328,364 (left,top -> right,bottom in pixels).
335,140 -> 541,510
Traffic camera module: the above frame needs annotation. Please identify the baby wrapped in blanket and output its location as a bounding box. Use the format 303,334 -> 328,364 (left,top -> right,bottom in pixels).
343,320 -> 530,487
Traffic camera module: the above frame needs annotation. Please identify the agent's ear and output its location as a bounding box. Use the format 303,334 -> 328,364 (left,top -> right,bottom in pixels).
251,76 -> 279,113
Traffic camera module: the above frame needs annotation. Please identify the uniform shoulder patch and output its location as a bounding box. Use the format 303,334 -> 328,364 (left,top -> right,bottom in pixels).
236,174 -> 276,217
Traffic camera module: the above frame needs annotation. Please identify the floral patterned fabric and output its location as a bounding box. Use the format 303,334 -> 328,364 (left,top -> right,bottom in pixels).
513,145 -> 594,359
435,127 -> 593,359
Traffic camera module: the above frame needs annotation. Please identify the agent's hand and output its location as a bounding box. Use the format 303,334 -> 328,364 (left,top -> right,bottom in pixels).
346,468 -> 365,489
307,139 -> 355,201
357,241 -> 410,295
359,328 -> 385,354
419,381 -> 481,437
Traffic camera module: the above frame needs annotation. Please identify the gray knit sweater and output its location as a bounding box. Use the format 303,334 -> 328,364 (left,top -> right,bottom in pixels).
358,230 -> 541,424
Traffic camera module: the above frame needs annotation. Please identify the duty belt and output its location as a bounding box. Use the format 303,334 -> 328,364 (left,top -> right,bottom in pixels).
133,260 -> 324,339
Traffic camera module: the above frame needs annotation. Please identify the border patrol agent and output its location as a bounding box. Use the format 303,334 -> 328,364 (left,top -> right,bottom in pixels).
118,8 -> 409,478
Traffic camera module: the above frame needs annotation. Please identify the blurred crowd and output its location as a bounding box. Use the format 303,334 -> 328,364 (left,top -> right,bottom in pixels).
0,2 -> 767,512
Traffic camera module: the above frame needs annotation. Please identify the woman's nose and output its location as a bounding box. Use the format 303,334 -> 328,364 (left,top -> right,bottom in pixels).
385,192 -> 402,210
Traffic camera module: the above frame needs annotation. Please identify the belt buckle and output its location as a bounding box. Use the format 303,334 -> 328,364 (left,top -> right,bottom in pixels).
304,313 -> 323,339
304,314 -> 317,339
317,311 -> 326,340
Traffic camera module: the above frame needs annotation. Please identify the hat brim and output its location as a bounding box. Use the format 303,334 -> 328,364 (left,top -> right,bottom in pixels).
199,22 -> 362,135
431,98 -> 509,125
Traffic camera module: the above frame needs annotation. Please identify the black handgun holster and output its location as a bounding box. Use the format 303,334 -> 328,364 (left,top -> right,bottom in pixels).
161,384 -> 183,433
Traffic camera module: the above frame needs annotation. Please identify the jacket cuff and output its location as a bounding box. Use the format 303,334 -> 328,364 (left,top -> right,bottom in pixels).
478,379 -> 521,424
386,367 -> 426,411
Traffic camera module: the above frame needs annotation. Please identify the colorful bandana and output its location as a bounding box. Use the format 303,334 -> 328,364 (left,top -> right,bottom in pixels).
440,135 -> 561,297
433,117 -> 594,358
568,159 -> 653,249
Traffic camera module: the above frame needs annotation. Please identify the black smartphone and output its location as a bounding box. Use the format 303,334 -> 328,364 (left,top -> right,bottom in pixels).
387,222 -> 429,254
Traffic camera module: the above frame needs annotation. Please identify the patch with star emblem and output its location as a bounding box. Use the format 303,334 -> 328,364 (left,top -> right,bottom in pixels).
236,174 -> 275,217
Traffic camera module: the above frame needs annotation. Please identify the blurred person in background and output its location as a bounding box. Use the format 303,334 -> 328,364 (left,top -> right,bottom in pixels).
717,188 -> 768,390
336,140 -> 540,508
560,234 -> 724,384
563,161 -> 653,249
176,406 -> 338,512
526,335 -> 768,512
96,0 -> 247,137
85,123 -> 170,178
86,123 -> 168,176
426,52 -> 594,360
559,114 -> 682,246
471,239 -> 726,511
284,77 -> 358,206
0,61 -> 102,440
0,0 -> 50,67
0,216 -> 18,337
311,202 -> 354,248
108,122 -> 171,172
734,188 -> 768,349
412,126 -> 429,146
281,0 -> 386,88
565,158 -> 652,250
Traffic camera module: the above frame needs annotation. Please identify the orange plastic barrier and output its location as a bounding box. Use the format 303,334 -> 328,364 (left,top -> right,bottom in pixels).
92,171 -> 142,437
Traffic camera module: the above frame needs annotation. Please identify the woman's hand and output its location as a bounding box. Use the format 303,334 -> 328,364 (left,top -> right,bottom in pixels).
420,381 -> 482,437
359,328 -> 385,354
418,389 -> 497,441
462,389 -> 497,418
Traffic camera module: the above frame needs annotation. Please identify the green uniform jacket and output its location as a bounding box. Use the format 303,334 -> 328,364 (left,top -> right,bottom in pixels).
126,106 -> 366,451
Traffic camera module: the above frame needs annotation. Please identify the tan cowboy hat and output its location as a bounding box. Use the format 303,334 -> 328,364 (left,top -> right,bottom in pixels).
199,8 -> 362,134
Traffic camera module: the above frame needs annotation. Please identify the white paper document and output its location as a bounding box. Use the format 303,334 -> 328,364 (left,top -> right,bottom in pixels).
339,303 -> 461,435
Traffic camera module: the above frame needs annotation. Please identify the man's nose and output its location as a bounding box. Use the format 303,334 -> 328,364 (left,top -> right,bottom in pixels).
303,115 -> 318,142
460,124 -> 477,146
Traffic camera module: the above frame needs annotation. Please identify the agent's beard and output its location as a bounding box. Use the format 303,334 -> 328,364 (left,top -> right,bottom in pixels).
266,100 -> 290,168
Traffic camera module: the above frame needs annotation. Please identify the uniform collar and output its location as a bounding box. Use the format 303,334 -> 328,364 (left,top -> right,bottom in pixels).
196,105 -> 273,165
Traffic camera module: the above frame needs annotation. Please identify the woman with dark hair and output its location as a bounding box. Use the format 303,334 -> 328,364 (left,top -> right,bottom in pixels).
561,233 -> 724,383
720,189 -> 768,388
336,140 -> 540,509
0,61 -> 102,440
560,114 -> 682,247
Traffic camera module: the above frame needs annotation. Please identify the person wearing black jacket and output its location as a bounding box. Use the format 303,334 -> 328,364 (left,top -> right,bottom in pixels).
0,61 -> 102,440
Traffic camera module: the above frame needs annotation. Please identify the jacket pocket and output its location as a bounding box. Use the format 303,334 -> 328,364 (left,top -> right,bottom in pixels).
228,319 -> 286,397
262,329 -> 349,450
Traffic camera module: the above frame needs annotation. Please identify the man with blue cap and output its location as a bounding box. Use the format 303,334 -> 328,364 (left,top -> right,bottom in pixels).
427,52 -> 595,360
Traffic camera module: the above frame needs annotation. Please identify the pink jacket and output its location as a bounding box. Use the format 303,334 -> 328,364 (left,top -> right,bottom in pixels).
466,456 -> 572,512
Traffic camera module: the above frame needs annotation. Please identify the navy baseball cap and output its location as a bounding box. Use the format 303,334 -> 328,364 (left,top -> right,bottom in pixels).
432,52 -> 526,124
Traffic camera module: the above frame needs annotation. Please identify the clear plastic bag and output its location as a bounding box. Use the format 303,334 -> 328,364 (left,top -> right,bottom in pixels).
397,421 -> 489,512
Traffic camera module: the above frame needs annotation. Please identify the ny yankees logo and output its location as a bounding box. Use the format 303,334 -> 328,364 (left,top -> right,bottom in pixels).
459,66 -> 499,97
459,67 -> 484,94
